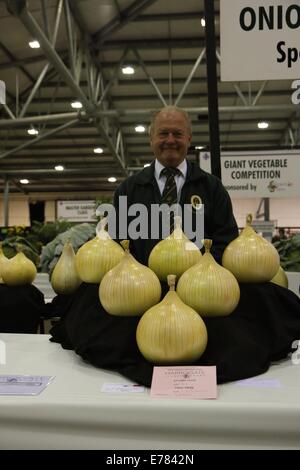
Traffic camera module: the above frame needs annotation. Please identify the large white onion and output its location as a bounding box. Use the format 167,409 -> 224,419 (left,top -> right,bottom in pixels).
148,216 -> 202,281
51,239 -> 81,295
75,218 -> 124,283
270,266 -> 289,289
177,239 -> 240,316
0,244 -> 8,283
136,275 -> 208,364
99,240 -> 161,316
1,252 -> 37,286
222,214 -> 280,283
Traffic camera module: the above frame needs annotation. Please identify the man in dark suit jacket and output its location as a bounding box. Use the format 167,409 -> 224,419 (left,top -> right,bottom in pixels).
114,106 -> 238,265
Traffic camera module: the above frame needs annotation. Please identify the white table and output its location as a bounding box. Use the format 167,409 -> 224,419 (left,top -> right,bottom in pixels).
0,333 -> 299,450
32,273 -> 56,303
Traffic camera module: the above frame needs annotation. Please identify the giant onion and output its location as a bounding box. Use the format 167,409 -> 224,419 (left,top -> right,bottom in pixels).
270,266 -> 288,289
148,216 -> 202,281
0,244 -> 8,283
99,240 -> 161,316
177,239 -> 240,316
222,214 -> 280,283
51,239 -> 81,295
75,218 -> 124,283
136,275 -> 208,364
1,252 -> 37,286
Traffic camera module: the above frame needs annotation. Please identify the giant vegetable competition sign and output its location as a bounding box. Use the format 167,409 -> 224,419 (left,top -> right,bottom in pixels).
220,0 -> 300,80
199,150 -> 300,198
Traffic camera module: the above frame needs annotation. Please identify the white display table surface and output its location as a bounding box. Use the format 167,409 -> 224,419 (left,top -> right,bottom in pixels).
32,273 -> 56,303
0,333 -> 299,450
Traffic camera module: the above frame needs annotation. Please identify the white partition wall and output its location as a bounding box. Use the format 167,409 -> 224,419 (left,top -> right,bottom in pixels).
0,197 -> 30,226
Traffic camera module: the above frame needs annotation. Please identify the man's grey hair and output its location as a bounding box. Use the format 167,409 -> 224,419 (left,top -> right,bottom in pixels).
148,106 -> 192,136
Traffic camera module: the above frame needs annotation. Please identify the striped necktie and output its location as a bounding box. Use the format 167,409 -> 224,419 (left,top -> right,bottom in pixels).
160,167 -> 181,233
160,167 -> 181,204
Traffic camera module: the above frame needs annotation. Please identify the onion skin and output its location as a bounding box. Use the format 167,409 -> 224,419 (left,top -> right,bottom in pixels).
270,266 -> 289,289
99,242 -> 161,316
177,240 -> 240,317
222,215 -> 280,283
148,216 -> 202,281
0,245 -> 8,282
1,252 -> 37,286
51,240 -> 81,295
75,236 -> 124,283
136,276 -> 207,364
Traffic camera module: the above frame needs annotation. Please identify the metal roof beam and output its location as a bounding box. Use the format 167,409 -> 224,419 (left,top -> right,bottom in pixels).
92,0 -> 158,45
2,104 -> 15,119
279,111 -> 300,147
133,49 -> 167,106
11,178 -> 28,194
252,81 -> 268,106
12,90 -> 295,105
40,0 -> 50,38
0,112 -> 80,128
66,0 -> 129,172
0,49 -> 209,72
19,0 -> 64,118
7,0 -> 127,175
99,38 -> 208,50
0,39 -> 34,83
135,11 -> 220,22
175,48 -> 206,106
8,1 -> 94,112
29,77 -> 211,88
0,37 -> 212,72
1,126 -> 286,143
1,168 -> 124,176
0,119 -> 79,160
0,104 -> 298,129
0,115 -> 292,132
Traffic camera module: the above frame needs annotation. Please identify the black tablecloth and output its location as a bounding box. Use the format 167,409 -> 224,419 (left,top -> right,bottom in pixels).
0,284 -> 46,333
49,282 -> 300,387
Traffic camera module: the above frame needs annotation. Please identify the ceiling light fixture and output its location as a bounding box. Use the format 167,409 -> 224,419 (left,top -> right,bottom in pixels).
29,40 -> 40,48
135,125 -> 146,133
122,66 -> 135,75
108,177 -> 117,183
20,179 -> 29,184
257,121 -> 269,129
144,163 -> 151,167
55,165 -> 64,171
201,18 -> 206,27
93,147 -> 103,154
27,127 -> 38,135
71,101 -> 82,109
195,145 -> 204,150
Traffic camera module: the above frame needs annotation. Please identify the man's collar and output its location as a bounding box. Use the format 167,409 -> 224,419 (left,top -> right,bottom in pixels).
135,160 -> 205,185
155,159 -> 187,179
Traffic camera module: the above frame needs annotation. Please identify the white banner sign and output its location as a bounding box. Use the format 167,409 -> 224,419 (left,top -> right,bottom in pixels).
57,200 -> 97,222
220,0 -> 300,81
199,150 -> 300,198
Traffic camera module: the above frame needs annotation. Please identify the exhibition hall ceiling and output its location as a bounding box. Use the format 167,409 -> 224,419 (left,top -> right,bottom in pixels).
0,0 -> 298,194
